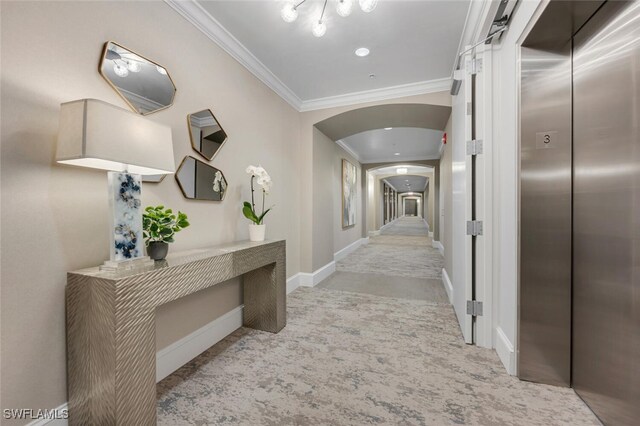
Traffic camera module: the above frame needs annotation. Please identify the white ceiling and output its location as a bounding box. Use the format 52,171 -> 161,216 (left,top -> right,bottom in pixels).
385,175 -> 428,192
339,127 -> 443,163
194,0 -> 470,102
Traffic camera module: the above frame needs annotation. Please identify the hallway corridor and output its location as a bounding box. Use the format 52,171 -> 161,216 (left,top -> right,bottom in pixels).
157,217 -> 601,425
320,217 -> 446,300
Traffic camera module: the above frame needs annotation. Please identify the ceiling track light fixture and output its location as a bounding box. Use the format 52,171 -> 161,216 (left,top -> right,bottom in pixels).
281,0 -> 377,37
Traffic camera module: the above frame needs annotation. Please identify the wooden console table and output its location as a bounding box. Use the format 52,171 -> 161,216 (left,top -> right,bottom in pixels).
66,239 -> 286,425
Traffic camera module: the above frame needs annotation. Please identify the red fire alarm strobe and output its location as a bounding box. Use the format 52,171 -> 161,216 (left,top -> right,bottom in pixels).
442,132 -> 447,144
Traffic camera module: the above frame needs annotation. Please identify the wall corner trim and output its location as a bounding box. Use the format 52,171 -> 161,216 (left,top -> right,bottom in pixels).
442,268 -> 454,303
432,240 -> 444,256
495,326 -> 516,375
299,78 -> 452,112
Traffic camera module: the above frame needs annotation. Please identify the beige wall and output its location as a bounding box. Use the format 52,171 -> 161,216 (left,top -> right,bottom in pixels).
0,1 -> 302,419
311,128 -> 362,270
440,117 -> 453,278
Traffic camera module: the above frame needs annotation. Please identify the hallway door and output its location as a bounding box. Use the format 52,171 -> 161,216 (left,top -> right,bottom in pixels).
404,199 -> 417,216
573,2 -> 640,423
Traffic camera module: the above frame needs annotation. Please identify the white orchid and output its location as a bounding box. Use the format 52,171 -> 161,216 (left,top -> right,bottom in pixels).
212,171 -> 226,194
243,165 -> 274,225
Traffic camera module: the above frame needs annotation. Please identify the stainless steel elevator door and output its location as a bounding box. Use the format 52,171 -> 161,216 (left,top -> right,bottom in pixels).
573,2 -> 640,424
519,44 -> 573,387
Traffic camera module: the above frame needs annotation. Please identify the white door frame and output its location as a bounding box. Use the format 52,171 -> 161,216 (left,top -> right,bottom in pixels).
473,45 -> 494,349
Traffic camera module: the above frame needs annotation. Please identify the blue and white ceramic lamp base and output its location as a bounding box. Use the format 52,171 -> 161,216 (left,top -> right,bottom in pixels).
100,171 -> 153,272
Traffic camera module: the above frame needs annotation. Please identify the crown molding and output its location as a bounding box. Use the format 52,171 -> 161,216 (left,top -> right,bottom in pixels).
382,178 -> 398,191
165,0 -> 452,113
164,0 -> 303,110
361,155 -> 441,164
299,78 -> 452,112
335,139 -> 363,163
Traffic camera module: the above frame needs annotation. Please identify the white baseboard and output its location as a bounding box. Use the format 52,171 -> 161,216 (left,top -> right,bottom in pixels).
495,326 -> 516,375
432,240 -> 444,256
25,405 -> 69,426
442,268 -> 453,304
156,305 -> 244,382
334,237 -> 368,262
286,273 -> 301,294
379,219 -> 395,231
299,261 -> 336,287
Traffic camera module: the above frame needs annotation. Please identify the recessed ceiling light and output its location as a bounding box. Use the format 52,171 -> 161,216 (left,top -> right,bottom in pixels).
397,168 -> 408,175
394,152 -> 400,156
355,47 -> 370,57
385,127 -> 393,130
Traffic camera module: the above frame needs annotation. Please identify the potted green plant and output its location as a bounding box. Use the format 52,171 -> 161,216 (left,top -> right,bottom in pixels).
243,165 -> 272,242
142,205 -> 190,260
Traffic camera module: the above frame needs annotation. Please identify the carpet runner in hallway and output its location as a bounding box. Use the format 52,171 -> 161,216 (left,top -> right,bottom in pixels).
157,287 -> 600,425
336,217 -> 443,281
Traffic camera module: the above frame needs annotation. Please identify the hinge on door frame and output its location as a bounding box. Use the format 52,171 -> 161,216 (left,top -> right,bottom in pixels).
467,300 -> 483,316
466,220 -> 483,236
468,58 -> 483,75
466,139 -> 483,155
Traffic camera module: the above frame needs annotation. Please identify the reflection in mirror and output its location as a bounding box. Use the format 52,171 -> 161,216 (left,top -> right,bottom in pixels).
188,109 -> 228,161
99,41 -> 176,115
175,156 -> 227,201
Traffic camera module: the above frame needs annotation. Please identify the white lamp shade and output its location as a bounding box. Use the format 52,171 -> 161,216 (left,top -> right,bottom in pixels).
56,99 -> 175,175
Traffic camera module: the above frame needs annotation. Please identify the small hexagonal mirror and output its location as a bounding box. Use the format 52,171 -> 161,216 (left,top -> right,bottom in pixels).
188,109 -> 228,161
142,174 -> 166,184
175,156 -> 227,201
99,41 -> 176,115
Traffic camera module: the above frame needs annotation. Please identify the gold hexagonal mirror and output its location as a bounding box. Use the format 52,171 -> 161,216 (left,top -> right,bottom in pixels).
142,174 -> 167,184
188,109 -> 228,161
99,41 -> 176,115
175,156 -> 227,201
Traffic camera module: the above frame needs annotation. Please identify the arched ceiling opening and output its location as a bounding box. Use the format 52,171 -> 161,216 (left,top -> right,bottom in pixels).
370,164 -> 434,175
314,103 -> 451,141
385,175 -> 428,193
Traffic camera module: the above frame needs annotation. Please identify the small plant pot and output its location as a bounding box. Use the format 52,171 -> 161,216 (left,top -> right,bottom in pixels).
249,224 -> 266,242
147,241 -> 169,261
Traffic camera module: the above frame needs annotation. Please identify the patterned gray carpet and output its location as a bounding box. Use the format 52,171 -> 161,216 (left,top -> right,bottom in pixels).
380,217 -> 429,236
337,217 -> 443,280
157,287 -> 600,425
157,217 -> 598,425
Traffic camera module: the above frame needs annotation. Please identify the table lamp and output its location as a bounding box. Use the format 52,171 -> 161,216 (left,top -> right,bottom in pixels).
56,99 -> 175,270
